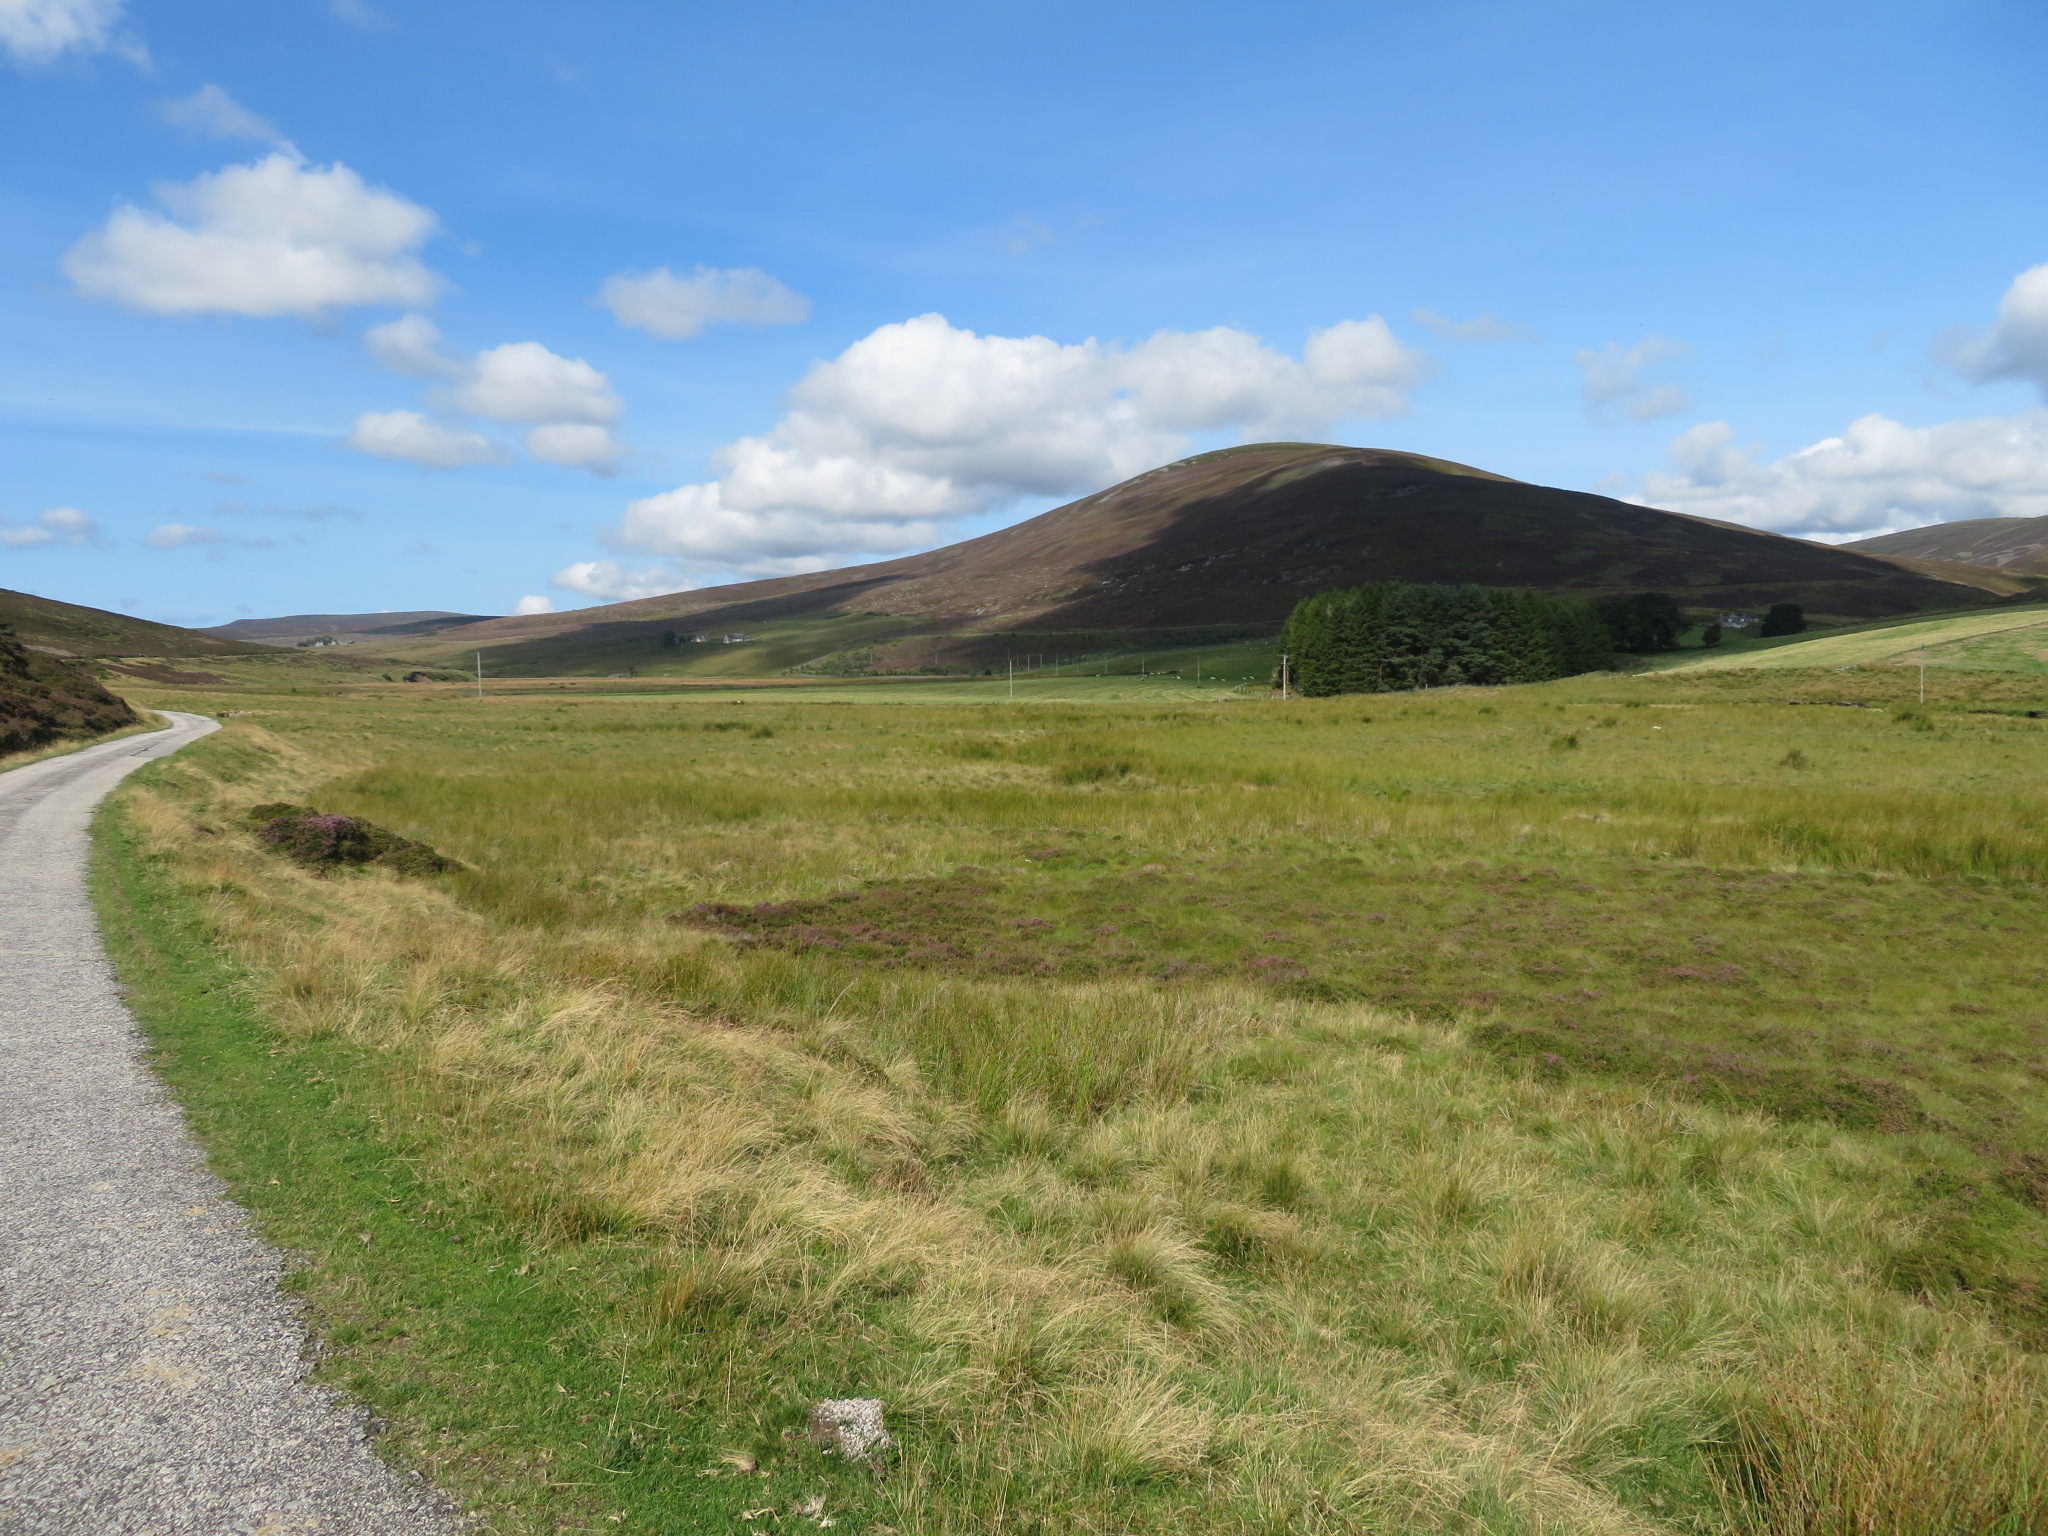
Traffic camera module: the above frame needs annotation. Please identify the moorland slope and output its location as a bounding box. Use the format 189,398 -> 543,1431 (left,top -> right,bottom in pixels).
1846,514 -> 2048,577
386,443 -> 1991,675
0,626 -> 138,753
204,611 -> 499,646
0,588 -> 270,660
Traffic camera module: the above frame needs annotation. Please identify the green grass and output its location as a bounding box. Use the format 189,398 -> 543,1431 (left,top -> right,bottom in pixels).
1659,604 -> 2048,673
95,661 -> 2048,1534
550,673 -> 1267,704
90,798 -> 903,1534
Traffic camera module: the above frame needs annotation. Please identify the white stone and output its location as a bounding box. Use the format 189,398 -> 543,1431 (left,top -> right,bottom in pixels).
807,1398 -> 891,1460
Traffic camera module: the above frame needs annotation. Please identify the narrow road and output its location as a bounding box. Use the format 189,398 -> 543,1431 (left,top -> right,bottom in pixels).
0,715 -> 460,1535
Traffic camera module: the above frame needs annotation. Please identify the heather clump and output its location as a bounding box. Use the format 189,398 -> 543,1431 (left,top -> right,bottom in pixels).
248,802 -> 453,875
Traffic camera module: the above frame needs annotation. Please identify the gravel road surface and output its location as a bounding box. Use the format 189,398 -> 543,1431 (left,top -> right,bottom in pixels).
0,715 -> 462,1535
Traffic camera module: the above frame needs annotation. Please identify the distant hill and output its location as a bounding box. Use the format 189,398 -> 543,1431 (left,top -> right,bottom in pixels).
382,443 -> 1994,677
0,625 -> 139,754
0,588 -> 271,659
1843,517 -> 2048,578
203,610 -> 499,646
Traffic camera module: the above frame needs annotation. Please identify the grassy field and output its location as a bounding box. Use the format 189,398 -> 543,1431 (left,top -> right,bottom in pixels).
95,661 -> 2048,1535
1658,603 -> 2048,674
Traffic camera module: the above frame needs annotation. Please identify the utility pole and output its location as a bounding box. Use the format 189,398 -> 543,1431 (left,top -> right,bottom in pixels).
1280,653 -> 1290,700
1008,654 -> 1013,702
1919,662 -> 1927,705
475,651 -> 483,701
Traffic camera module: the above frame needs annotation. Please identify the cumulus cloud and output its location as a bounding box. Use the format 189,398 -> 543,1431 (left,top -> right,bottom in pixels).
1635,410 -> 2048,537
597,265 -> 810,340
64,152 -> 441,318
364,312 -> 465,379
1941,262 -> 2048,396
449,342 -> 622,425
551,559 -> 696,603
513,594 -> 555,615
608,311 -> 1430,575
0,0 -> 125,65
157,84 -> 284,145
0,506 -> 100,547
1576,335 -> 1693,421
343,410 -> 510,470
145,522 -> 227,548
1411,309 -> 1538,343
353,320 -> 625,475
526,423 -> 622,475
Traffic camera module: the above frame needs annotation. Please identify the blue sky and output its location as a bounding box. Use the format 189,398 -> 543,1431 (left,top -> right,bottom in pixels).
4,0 -> 2046,625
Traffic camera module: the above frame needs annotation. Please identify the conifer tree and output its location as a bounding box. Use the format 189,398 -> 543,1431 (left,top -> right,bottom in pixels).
1280,582 -> 1617,695
1759,602 -> 1806,637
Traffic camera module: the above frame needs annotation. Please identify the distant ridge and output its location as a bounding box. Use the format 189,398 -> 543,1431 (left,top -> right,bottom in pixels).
204,611 -> 499,645
384,443 -> 1993,675
1844,516 -> 2048,578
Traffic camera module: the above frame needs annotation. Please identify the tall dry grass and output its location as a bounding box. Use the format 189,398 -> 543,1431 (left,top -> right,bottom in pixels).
1723,1349 -> 2048,1536
111,694 -> 2048,1534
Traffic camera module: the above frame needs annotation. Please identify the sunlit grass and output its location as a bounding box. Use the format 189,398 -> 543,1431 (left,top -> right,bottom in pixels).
102,660 -> 2048,1534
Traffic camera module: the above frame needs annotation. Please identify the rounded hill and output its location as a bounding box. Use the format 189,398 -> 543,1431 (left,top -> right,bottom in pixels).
389,443 -> 1993,675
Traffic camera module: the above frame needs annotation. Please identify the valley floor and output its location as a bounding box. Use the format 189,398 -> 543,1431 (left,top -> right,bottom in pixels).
94,661 -> 2048,1535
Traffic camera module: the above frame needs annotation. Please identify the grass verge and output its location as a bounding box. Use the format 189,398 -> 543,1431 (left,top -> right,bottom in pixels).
89,796 -> 823,1535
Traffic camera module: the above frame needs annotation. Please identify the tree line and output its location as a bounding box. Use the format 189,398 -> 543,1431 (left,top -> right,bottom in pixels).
1277,583 -> 1798,695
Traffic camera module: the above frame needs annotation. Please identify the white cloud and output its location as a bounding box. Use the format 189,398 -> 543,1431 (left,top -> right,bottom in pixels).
1942,262 -> 2048,396
1636,410 -> 2048,537
449,342 -> 621,424
512,594 -> 555,615
157,84 -> 283,146
0,0 -> 124,64
597,265 -> 810,340
343,410 -> 510,470
526,423 -> 622,475
145,522 -> 227,548
609,311 -> 1430,575
64,152 -> 441,318
0,506 -> 100,547
1411,309 -> 1538,343
356,324 -> 626,475
1575,335 -> 1694,421
365,312 -> 464,379
551,559 -> 695,603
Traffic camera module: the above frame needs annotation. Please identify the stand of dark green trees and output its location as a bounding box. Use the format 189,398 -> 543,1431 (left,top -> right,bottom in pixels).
1281,583 -> 1619,695
1759,602 -> 1806,636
